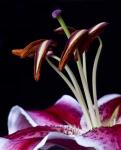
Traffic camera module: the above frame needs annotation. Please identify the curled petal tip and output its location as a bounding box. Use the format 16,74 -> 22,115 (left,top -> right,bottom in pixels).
52,9 -> 62,19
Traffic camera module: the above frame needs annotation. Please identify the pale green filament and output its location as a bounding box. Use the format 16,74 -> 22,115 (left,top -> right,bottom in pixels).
82,52 -> 87,82
76,50 -> 99,127
52,55 -> 84,100
47,56 -> 92,129
46,58 -> 76,96
92,37 -> 102,126
52,55 -> 91,121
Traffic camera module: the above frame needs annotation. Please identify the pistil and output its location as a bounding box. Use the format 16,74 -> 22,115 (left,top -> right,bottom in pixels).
52,9 -> 70,38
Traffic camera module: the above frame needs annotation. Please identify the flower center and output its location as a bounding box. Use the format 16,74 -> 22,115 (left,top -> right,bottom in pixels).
55,125 -> 84,136
50,9 -> 104,130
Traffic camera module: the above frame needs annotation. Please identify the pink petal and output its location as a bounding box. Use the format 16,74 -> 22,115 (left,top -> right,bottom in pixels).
3,124 -> 121,150
47,95 -> 83,127
0,136 -> 83,150
34,132 -> 86,150
98,94 -> 121,124
6,126 -> 64,139
1,126 -> 86,150
75,124 -> 121,150
8,105 -> 65,134
8,95 -> 82,134
0,137 -> 41,150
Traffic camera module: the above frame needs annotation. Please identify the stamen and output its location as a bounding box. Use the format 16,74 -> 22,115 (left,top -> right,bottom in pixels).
12,39 -> 44,58
76,50 -> 99,127
46,57 -> 77,97
47,56 -> 92,129
59,30 -> 88,71
35,41 -> 48,75
34,40 -> 56,81
52,9 -> 99,128
92,37 -> 102,126
82,52 -> 87,82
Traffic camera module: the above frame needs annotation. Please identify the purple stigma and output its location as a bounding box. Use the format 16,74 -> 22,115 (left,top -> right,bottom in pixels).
52,9 -> 62,19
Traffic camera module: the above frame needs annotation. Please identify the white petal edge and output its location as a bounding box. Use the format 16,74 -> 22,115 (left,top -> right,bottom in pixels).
33,132 -> 74,150
75,135 -> 103,150
0,138 -> 10,149
8,105 -> 38,134
56,95 -> 82,111
98,94 -> 121,107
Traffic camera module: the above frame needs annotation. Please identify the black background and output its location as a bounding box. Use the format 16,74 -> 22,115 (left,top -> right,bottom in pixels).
0,0 -> 121,137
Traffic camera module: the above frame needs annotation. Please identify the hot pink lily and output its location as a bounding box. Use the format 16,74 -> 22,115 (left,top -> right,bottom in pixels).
0,94 -> 121,149
1,8 -> 121,150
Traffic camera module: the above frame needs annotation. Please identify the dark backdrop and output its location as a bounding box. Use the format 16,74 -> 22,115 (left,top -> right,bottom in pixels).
0,0 -> 121,137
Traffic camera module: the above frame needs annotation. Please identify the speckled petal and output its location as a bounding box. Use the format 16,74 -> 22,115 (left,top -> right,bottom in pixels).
98,94 -> 121,125
80,94 -> 121,129
75,124 -> 121,150
0,126 -> 87,150
3,125 -> 121,150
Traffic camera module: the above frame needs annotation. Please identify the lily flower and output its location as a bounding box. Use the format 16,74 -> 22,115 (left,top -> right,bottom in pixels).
1,94 -> 121,149
1,8 -> 121,150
